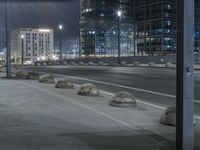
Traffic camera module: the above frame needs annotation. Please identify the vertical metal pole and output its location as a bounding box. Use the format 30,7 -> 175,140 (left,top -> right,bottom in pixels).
5,0 -> 11,78
118,17 -> 121,64
79,30 -> 82,59
176,0 -> 194,149
133,0 -> 136,57
79,0 -> 82,59
21,38 -> 24,65
59,30 -> 62,63
133,25 -> 136,57
94,30 -> 96,61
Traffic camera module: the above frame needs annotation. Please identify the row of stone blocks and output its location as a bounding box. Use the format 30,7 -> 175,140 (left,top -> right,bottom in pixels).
70,61 -> 175,68
15,70 -> 177,128
33,61 -> 175,68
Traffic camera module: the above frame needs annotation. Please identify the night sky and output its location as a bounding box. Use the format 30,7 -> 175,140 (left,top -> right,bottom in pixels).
0,0 -> 80,45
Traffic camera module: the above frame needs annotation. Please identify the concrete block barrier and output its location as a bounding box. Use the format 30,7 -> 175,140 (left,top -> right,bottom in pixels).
77,83 -> 99,96
55,79 -> 74,89
27,71 -> 40,80
120,61 -> 127,66
165,62 -> 175,68
71,62 -> 77,66
109,91 -> 136,107
63,62 -> 68,65
79,62 -> 85,66
148,62 -> 156,67
15,70 -> 29,79
98,61 -> 104,66
160,106 -> 176,127
39,74 -> 55,83
88,61 -> 94,66
109,62 -> 118,66
0,66 -> 2,72
133,61 -> 140,67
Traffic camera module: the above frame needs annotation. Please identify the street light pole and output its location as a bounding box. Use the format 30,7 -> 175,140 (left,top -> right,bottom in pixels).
117,10 -> 122,65
5,0 -> 11,78
58,24 -> 63,64
21,35 -> 24,65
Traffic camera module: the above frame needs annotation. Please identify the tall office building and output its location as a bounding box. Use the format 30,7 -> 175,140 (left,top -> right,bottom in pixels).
195,0 -> 200,52
80,0 -> 199,57
135,0 -> 176,55
80,0 -> 135,58
11,28 -> 54,64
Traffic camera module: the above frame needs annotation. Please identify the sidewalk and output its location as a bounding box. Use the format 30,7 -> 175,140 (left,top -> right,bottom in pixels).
0,73 -> 198,150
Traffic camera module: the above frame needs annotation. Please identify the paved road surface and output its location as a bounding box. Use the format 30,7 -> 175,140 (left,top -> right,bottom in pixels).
19,66 -> 200,107
0,77 -> 179,150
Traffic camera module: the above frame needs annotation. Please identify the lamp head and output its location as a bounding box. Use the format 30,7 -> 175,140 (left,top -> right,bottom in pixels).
117,10 -> 122,17
58,24 -> 63,30
21,35 -> 24,39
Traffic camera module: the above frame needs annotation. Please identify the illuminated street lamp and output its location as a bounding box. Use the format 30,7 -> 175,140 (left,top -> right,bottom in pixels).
59,24 -> 63,30
117,10 -> 122,18
58,24 -> 63,63
117,10 -> 122,64
21,35 -> 24,65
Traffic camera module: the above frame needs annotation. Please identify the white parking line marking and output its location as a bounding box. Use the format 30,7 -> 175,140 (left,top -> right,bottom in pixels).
100,91 -> 200,121
34,71 -> 200,120
51,73 -> 200,102
52,74 -> 176,97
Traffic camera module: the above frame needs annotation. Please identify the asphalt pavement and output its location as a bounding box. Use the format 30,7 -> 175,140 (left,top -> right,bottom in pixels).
0,74 -> 179,150
18,65 -> 200,107
1,66 -> 200,150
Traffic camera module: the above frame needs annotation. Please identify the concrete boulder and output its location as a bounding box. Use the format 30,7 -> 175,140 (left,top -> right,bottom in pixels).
160,106 -> 196,127
62,62 -> 67,65
120,61 -> 127,66
88,61 -> 94,66
78,83 -> 99,96
165,62 -> 174,68
110,91 -> 136,107
133,61 -> 140,67
27,71 -> 40,80
148,62 -> 156,67
79,62 -> 85,66
56,61 -> 60,65
0,68 -> 4,72
160,106 -> 176,126
51,61 -> 56,65
98,61 -> 104,66
71,62 -> 77,65
39,74 -> 55,83
55,79 -> 74,89
109,62 -> 118,66
15,70 -> 29,79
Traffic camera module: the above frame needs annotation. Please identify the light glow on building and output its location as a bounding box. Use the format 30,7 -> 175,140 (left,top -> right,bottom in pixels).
38,29 -> 51,33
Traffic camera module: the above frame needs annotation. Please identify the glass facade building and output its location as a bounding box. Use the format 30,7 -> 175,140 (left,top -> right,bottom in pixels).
195,0 -> 200,52
80,0 -> 135,58
80,0 -> 200,57
135,0 -> 176,55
